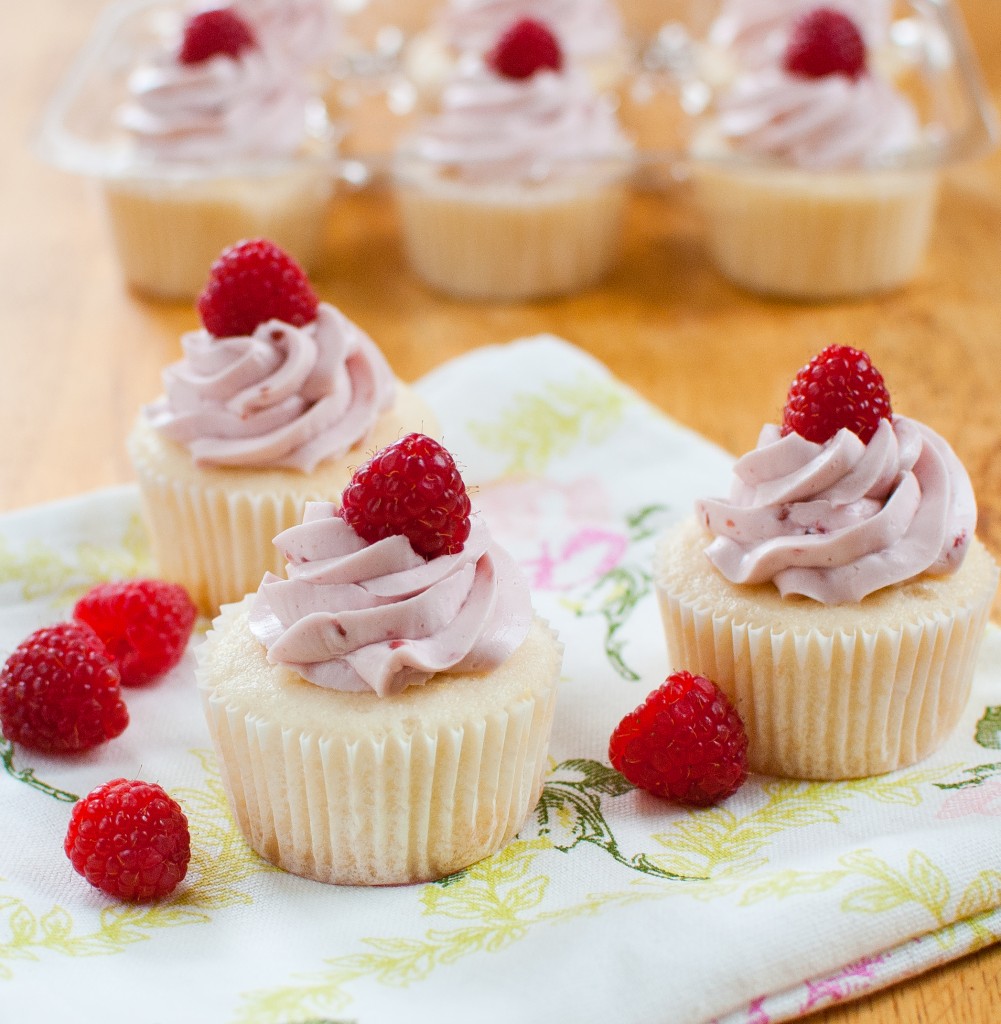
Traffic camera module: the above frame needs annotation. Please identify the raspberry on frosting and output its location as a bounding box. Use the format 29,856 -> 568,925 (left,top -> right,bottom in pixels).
487,18 -> 564,80
196,238 -> 320,338
178,7 -> 258,65
783,7 -> 867,81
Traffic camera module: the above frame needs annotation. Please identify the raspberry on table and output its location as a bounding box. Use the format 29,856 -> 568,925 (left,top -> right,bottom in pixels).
609,671 -> 749,807
488,18 -> 564,80
64,778 -> 191,902
781,344 -> 892,445
339,433 -> 472,560
196,238 -> 320,339
784,7 -> 867,81
73,579 -> 197,688
0,622 -> 129,754
178,7 -> 258,65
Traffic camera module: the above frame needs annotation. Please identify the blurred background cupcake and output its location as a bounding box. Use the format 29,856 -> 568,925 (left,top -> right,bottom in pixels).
392,17 -> 635,301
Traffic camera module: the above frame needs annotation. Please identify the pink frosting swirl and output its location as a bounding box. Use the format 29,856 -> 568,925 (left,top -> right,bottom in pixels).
248,502 -> 534,695
696,417 -> 977,604
118,41 -> 311,162
714,65 -> 920,169
403,61 -> 631,182
435,0 -> 625,61
145,303 -> 396,472
232,0 -> 340,68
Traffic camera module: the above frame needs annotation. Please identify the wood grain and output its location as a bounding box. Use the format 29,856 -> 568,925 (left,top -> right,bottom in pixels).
2,2 -> 1000,1021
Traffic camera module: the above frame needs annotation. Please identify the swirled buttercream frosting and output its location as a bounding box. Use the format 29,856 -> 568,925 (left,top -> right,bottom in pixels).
145,303 -> 396,472
233,0 -> 340,67
248,502 -> 534,695
713,66 -> 920,170
436,0 -> 624,61
118,40 -> 310,162
403,61 -> 630,182
696,417 -> 977,604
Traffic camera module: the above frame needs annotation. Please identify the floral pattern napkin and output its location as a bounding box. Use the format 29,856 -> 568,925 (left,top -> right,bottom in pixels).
1,336 -> 1000,1024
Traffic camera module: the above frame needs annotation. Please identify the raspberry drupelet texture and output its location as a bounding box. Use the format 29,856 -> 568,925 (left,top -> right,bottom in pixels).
784,7 -> 867,81
196,238 -> 320,338
73,579 -> 197,688
488,18 -> 564,80
0,622 -> 128,753
781,344 -> 892,445
609,671 -> 749,807
339,433 -> 472,560
64,778 -> 191,902
178,7 -> 258,66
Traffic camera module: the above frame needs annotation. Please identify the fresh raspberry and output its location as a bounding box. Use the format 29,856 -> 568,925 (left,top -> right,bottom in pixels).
609,671 -> 748,807
178,7 -> 257,65
488,18 -> 564,80
196,238 -> 319,338
0,623 -> 128,753
781,344 -> 892,445
784,7 -> 867,81
73,579 -> 197,688
65,778 -> 191,902
339,433 -> 472,559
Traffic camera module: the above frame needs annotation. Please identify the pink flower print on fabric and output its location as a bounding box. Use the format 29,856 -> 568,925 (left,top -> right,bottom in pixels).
523,527 -> 628,591
799,952 -> 887,1011
937,778 -> 1001,819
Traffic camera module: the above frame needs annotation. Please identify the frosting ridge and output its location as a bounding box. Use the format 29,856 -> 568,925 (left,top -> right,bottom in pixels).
696,416 -> 977,603
248,502 -> 534,695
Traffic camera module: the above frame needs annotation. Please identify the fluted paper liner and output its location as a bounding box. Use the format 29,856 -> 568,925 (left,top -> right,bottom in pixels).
127,388 -> 438,615
655,519 -> 1000,780
197,599 -> 563,885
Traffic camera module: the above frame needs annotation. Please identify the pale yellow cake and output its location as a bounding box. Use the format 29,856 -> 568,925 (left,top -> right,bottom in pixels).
655,517 -> 999,780
197,599 -> 563,885
128,384 -> 437,616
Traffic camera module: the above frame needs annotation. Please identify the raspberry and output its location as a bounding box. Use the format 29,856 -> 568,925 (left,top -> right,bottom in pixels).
196,238 -> 319,338
64,778 -> 191,902
781,344 -> 892,445
73,579 -> 197,688
784,7 -> 867,81
339,433 -> 472,559
488,18 -> 564,80
178,7 -> 257,65
0,623 -> 128,753
609,671 -> 748,807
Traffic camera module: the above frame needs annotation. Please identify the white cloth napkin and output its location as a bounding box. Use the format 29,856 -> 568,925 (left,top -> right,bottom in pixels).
1,336 -> 999,1024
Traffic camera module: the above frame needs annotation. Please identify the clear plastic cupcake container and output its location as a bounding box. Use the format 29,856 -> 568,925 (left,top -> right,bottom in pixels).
35,0 -> 338,300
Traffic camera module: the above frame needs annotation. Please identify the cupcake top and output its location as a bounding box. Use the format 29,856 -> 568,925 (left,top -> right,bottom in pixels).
703,6 -> 920,170
118,5 -> 314,163
230,0 -> 340,68
400,18 -> 632,183
433,0 -> 626,64
696,346 -> 977,604
249,434 -> 534,696
144,240 -> 396,473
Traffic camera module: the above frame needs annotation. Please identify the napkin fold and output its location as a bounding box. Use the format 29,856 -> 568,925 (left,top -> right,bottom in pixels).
1,337 -> 999,1024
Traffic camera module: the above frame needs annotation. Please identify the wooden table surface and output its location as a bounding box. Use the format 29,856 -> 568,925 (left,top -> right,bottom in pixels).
3,1 -> 1001,1021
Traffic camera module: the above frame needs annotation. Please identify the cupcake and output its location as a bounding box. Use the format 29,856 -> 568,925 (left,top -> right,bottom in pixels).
404,0 -> 630,102
196,433 -> 563,885
655,346 -> 999,780
104,5 -> 335,299
127,239 -> 437,616
393,17 -> 634,301
690,5 -> 938,300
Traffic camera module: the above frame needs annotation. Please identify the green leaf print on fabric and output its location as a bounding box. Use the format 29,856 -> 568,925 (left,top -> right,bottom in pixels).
934,763 -> 1001,791
568,505 -> 671,682
0,514 -> 152,607
468,373 -> 628,476
0,735 -> 78,803
974,706 -> 1001,749
0,751 -> 277,980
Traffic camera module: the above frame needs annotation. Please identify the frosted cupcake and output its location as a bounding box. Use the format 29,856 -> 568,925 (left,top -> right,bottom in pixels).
691,5 -> 938,300
127,239 -> 437,616
404,0 -> 630,102
106,5 -> 335,299
393,17 -> 634,301
655,346 -> 999,780
197,433 -> 563,885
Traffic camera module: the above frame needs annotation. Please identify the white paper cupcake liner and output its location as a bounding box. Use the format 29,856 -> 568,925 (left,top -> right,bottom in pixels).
197,601 -> 563,885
